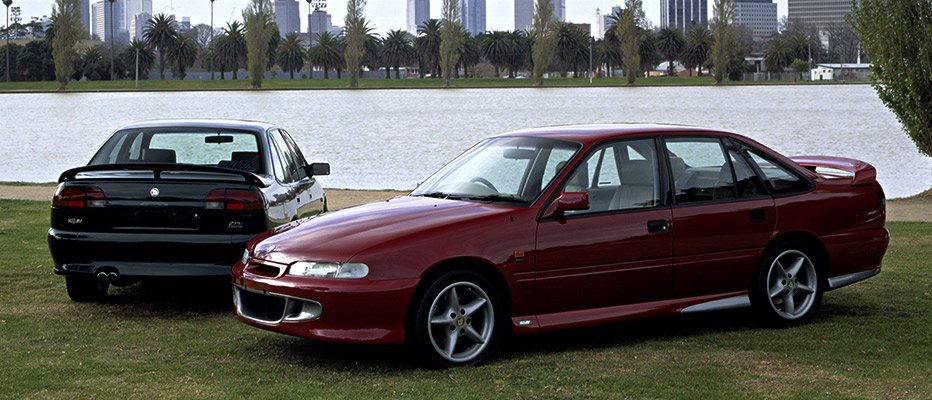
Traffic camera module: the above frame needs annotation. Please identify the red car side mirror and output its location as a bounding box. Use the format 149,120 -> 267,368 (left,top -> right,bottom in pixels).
543,192 -> 590,218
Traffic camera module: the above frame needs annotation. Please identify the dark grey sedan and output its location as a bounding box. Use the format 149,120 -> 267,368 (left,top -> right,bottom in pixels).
48,119 -> 330,302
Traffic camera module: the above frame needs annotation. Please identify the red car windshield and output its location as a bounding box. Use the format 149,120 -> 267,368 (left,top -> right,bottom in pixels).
411,137 -> 580,204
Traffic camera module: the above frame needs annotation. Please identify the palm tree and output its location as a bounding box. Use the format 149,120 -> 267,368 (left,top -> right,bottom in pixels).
218,21 -> 246,79
168,33 -> 198,80
381,29 -> 413,79
310,31 -> 342,79
506,30 -> 530,78
143,13 -> 179,80
361,28 -> 382,79
456,30 -> 480,78
681,24 -> 712,76
121,38 -> 155,80
277,32 -> 305,79
554,22 -> 586,78
601,27 -> 622,77
639,28 -> 660,73
656,27 -> 684,76
415,19 -> 442,78
763,35 -> 792,72
481,31 -> 511,77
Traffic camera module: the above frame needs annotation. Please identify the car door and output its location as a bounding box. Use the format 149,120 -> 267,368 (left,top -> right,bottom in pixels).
277,129 -> 325,217
663,136 -> 776,298
535,138 -> 674,316
266,130 -> 298,224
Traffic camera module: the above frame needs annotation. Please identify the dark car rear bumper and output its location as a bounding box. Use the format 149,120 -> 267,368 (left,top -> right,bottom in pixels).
49,228 -> 255,278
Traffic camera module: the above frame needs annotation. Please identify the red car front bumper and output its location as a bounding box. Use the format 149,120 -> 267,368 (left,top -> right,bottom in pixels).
231,261 -> 419,344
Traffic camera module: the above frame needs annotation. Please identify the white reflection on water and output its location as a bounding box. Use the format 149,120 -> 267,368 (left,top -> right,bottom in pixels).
0,85 -> 929,198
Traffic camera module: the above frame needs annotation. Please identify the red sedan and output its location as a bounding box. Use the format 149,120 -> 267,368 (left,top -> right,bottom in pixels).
232,124 -> 888,367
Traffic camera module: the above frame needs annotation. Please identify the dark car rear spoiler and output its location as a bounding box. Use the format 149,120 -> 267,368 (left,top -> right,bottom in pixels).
789,156 -> 877,186
58,163 -> 272,188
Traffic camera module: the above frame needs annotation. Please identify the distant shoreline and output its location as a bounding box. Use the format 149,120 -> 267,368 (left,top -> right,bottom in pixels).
0,77 -> 870,95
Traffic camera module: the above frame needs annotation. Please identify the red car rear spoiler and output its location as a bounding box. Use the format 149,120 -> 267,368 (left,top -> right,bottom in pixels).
789,156 -> 877,186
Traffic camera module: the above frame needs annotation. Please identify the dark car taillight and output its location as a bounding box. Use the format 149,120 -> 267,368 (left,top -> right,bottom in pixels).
53,186 -> 106,208
206,189 -> 264,211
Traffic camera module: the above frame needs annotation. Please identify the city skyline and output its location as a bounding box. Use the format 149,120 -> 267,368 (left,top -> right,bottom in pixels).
10,0 -> 792,36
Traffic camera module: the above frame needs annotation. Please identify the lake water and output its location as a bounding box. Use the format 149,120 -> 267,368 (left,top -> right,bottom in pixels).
1,85 -> 929,198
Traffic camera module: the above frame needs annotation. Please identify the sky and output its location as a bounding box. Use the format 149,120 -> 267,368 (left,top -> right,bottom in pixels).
11,0 -> 789,35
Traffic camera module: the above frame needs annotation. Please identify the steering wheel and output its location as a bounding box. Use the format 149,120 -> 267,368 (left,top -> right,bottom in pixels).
470,177 -> 498,193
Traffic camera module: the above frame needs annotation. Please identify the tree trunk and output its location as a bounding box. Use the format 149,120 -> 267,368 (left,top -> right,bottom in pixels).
385,67 -> 390,79
337,68 -> 342,79
159,52 -> 165,80
324,69 -> 329,79
290,69 -> 294,79
394,64 -> 400,79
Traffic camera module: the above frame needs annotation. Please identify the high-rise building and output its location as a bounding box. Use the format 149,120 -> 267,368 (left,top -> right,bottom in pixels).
660,0 -> 708,33
124,0 -> 152,41
734,0 -> 778,42
407,0 -> 430,34
459,0 -> 486,36
514,0 -> 565,32
274,0 -> 301,37
80,0 -> 91,38
602,5 -> 622,34
130,12 -> 151,41
308,9 -> 333,42
788,0 -> 853,31
92,0 -> 130,43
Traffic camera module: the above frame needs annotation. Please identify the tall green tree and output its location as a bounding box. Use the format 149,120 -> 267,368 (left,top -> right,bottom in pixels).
439,0 -> 461,87
310,31 -> 343,79
852,0 -> 932,157
763,36 -> 792,72
218,21 -> 247,80
682,24 -> 711,76
657,27 -> 684,76
244,0 -> 272,88
381,29 -> 413,79
481,31 -> 511,77
711,0 -> 736,84
278,32 -> 305,79
530,0 -> 556,86
343,0 -> 368,88
507,30 -> 531,78
143,14 -> 179,80
616,0 -> 646,84
168,33 -> 198,80
51,0 -> 83,90
121,39 -> 154,80
415,19 -> 442,78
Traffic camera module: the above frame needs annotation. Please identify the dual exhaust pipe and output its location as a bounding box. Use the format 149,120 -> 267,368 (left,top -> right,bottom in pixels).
96,271 -> 119,282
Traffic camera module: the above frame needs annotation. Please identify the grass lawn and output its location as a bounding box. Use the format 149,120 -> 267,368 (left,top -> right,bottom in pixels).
0,199 -> 928,399
0,76 -> 864,92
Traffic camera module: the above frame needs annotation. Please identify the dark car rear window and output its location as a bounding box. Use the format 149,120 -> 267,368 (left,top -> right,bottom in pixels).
91,130 -> 262,173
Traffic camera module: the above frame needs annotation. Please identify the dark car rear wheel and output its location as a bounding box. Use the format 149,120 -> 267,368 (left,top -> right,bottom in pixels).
65,276 -> 109,302
751,242 -> 823,327
410,270 -> 503,368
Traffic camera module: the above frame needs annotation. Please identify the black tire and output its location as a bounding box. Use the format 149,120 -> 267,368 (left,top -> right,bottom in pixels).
65,276 -> 109,302
409,270 -> 504,368
750,241 -> 823,327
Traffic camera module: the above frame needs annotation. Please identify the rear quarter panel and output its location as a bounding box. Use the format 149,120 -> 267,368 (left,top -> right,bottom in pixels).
773,179 -> 888,278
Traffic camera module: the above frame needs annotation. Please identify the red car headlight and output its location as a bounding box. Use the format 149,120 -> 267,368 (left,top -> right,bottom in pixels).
288,261 -> 369,279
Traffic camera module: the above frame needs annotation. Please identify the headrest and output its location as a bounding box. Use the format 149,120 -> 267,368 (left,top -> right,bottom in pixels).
232,151 -> 259,161
620,160 -> 654,186
142,148 -> 176,163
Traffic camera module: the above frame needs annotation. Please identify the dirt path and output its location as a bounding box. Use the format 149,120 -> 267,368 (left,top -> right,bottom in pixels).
1,184 -> 928,222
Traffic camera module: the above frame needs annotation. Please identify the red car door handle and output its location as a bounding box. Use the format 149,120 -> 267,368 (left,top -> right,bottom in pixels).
647,220 -> 668,233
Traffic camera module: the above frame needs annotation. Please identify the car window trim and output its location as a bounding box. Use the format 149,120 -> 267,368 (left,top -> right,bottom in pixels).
537,135 -> 666,222
661,135 -> 741,206
730,138 -> 814,197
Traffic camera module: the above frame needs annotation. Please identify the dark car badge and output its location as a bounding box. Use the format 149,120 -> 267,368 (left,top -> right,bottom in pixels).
149,188 -> 160,197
